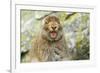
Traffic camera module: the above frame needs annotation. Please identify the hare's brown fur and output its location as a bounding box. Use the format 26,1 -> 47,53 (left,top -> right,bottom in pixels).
25,16 -> 74,62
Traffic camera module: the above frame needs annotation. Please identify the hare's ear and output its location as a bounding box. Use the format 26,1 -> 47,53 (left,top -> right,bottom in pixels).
44,19 -> 48,24
42,17 -> 48,25
41,18 -> 47,28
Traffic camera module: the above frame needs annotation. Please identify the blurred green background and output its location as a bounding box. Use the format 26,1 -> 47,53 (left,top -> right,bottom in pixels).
20,10 -> 90,62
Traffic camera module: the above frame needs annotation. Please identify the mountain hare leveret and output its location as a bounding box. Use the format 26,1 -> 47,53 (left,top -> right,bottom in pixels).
25,16 -> 75,62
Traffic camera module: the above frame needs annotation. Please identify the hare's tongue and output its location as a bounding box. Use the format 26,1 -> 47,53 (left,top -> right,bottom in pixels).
50,31 -> 57,39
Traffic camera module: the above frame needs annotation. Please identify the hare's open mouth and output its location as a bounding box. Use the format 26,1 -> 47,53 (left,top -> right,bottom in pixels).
50,31 -> 57,39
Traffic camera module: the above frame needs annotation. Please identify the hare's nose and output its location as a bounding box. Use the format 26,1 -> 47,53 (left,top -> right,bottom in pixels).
52,26 -> 56,30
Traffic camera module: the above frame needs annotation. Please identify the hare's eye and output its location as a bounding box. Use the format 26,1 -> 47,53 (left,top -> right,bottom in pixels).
43,26 -> 48,31
59,26 -> 62,30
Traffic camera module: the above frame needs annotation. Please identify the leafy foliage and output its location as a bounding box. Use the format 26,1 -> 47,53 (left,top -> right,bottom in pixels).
20,10 -> 90,61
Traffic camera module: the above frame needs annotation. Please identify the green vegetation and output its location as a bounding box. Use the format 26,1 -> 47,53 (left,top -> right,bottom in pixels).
20,10 -> 90,61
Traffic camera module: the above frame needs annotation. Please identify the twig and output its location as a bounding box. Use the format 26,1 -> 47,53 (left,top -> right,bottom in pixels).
65,12 -> 77,20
